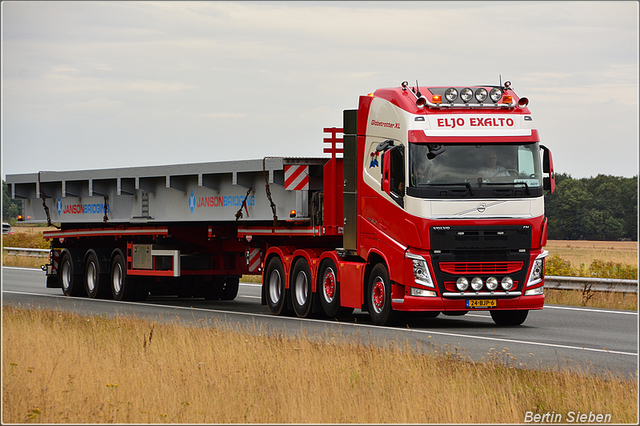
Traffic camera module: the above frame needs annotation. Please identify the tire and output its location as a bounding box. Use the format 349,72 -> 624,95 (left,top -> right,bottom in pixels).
221,276 -> 240,301
135,278 -> 149,301
367,263 -> 394,326
46,274 -> 61,288
59,251 -> 83,297
111,251 -> 139,301
291,258 -> 313,318
265,256 -> 287,315
84,251 -> 110,299
443,311 -> 468,316
490,310 -> 529,326
203,277 -> 224,300
176,277 -> 196,298
318,259 -> 354,318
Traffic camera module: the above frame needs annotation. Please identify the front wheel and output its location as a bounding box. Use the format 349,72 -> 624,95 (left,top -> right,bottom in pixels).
490,310 -> 529,326
367,263 -> 394,326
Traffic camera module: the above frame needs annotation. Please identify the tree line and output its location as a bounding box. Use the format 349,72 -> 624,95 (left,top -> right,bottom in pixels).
3,181 -> 21,222
3,175 -> 639,241
546,173 -> 637,241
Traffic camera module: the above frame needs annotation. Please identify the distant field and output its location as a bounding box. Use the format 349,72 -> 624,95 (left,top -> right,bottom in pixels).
545,240 -> 638,268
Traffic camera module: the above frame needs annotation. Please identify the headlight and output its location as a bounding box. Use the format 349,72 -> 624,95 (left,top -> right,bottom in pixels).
456,277 -> 469,291
444,87 -> 458,102
489,87 -> 503,102
527,251 -> 548,286
460,88 -> 473,103
529,259 -> 544,285
475,88 -> 488,103
406,252 -> 434,288
486,276 -> 498,291
501,276 -> 514,291
471,277 -> 483,291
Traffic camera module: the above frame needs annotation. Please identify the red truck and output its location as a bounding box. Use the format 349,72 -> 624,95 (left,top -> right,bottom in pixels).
7,80 -> 555,326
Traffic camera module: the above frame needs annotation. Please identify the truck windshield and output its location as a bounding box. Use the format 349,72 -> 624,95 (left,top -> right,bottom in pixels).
407,142 -> 543,198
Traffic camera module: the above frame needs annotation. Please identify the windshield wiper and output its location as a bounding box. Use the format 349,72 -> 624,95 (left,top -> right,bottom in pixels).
484,181 -> 531,195
424,182 -> 474,196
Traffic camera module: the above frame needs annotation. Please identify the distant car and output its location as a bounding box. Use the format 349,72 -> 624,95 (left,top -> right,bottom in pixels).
2,222 -> 15,235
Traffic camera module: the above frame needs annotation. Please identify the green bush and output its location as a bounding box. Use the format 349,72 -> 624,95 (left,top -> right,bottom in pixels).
587,259 -> 638,280
1,232 -> 50,250
545,255 -> 637,280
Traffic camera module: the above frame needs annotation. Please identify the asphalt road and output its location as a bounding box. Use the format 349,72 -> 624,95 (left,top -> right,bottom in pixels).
2,266 -> 638,379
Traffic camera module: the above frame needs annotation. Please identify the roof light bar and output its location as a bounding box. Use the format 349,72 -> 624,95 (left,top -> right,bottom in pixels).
399,81 -> 520,109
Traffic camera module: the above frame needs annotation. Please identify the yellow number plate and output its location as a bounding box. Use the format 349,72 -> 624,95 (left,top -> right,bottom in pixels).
466,299 -> 496,308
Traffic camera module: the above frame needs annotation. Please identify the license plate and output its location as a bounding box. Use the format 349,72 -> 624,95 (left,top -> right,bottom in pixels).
466,299 -> 496,308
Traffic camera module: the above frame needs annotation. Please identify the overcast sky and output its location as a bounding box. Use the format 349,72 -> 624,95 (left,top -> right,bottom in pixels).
2,1 -> 638,180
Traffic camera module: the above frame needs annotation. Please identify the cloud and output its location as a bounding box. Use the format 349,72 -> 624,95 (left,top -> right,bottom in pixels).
2,1 -> 637,179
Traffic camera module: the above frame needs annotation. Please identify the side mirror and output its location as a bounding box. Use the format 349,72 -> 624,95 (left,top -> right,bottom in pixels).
380,145 -> 405,206
541,145 -> 555,194
381,147 -> 392,194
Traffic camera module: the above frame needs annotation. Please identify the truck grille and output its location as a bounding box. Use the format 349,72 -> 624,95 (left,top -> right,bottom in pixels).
439,261 -> 523,275
431,225 -> 531,251
430,226 -> 531,298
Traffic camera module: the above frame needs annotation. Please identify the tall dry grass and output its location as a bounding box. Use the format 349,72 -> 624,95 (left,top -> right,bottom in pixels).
545,240 -> 638,269
544,288 -> 637,311
2,306 -> 637,424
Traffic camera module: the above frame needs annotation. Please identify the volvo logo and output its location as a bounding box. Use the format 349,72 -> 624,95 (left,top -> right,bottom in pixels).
477,203 -> 486,213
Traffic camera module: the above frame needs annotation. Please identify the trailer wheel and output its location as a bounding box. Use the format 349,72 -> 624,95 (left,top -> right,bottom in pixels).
111,252 -> 139,301
367,263 -> 394,326
203,277 -> 224,300
84,251 -> 110,299
318,259 -> 353,318
59,251 -> 83,297
291,258 -> 313,318
135,278 -> 149,301
265,256 -> 287,315
221,276 -> 240,301
490,310 -> 529,326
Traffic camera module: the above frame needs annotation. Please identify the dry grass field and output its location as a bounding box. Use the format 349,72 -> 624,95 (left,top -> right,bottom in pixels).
545,240 -> 638,268
3,229 -> 637,423
2,306 -> 637,424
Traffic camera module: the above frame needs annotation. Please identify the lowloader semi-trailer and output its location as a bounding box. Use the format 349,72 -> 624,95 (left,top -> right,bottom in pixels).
7,80 -> 555,326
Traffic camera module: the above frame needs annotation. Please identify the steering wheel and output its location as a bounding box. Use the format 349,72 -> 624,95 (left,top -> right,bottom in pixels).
493,169 -> 519,177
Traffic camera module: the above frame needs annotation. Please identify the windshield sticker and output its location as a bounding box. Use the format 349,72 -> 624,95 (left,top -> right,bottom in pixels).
369,151 -> 380,168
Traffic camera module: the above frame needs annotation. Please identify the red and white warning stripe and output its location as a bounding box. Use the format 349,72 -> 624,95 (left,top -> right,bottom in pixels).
247,248 -> 261,272
284,165 -> 309,191
51,249 -> 60,273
